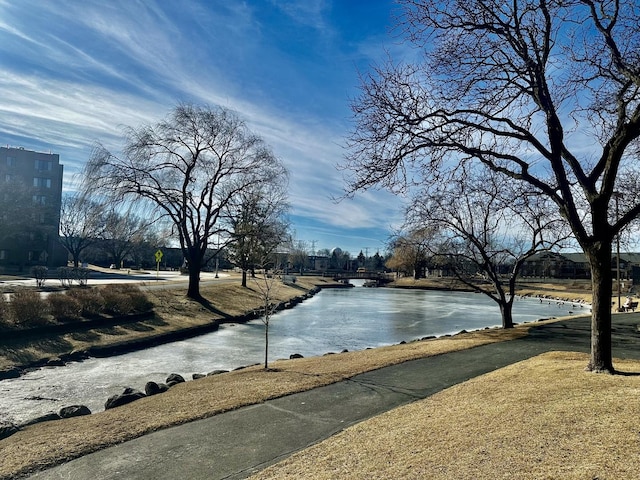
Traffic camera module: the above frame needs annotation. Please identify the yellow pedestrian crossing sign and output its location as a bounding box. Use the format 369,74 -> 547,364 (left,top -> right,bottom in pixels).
155,249 -> 163,263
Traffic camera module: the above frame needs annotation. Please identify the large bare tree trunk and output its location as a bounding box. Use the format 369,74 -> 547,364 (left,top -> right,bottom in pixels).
499,301 -> 514,329
585,243 -> 614,373
186,260 -> 202,300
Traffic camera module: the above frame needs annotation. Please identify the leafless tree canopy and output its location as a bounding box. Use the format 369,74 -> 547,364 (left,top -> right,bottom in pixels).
407,168 -> 569,327
226,181 -> 290,287
346,0 -> 640,372
386,228 -> 435,279
84,104 -> 288,299
58,193 -> 106,268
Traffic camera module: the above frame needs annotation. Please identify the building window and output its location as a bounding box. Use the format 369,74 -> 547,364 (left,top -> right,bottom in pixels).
32,195 -> 47,205
35,160 -> 52,171
0,250 -> 6,261
31,212 -> 47,224
6,156 -> 15,166
33,177 -> 52,188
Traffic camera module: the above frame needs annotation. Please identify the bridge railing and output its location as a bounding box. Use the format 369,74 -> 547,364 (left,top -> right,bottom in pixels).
330,272 -> 392,281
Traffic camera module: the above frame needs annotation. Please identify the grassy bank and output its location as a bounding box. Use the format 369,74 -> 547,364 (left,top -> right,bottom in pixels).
5,275 -> 636,479
0,321 -> 537,479
389,276 -> 594,304
0,275 -> 338,372
250,351 -> 640,480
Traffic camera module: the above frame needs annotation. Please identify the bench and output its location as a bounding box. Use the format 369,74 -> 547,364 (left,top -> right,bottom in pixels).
623,301 -> 638,312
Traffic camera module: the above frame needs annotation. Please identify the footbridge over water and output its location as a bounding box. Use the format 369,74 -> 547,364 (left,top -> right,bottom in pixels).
329,272 -> 392,285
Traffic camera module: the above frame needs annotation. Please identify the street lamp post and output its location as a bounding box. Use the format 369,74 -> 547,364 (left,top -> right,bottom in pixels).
215,236 -> 219,279
615,192 -> 622,311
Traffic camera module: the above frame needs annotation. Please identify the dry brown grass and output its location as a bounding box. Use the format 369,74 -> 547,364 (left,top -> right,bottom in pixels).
392,277 -> 595,304
251,351 -> 640,480
2,275 -> 628,479
0,323 -> 533,479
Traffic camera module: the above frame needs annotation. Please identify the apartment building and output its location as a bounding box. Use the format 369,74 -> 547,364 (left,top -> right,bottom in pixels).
0,146 -> 66,271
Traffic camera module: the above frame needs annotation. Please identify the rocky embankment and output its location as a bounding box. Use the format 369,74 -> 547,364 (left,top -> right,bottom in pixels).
0,281 -> 356,439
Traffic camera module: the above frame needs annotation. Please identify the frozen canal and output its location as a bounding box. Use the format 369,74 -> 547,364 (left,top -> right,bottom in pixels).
0,282 -> 585,424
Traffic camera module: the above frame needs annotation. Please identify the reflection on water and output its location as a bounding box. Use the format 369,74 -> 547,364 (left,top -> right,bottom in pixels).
0,284 -> 583,424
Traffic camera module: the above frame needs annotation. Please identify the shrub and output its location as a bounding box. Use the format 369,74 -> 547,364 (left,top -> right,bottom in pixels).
0,294 -> 8,328
58,267 -> 91,287
100,284 -> 153,316
100,287 -> 131,315
57,266 -> 73,287
9,289 -> 50,328
73,267 -> 90,286
47,292 -> 82,322
66,287 -> 105,318
119,285 -> 153,313
31,266 -> 48,287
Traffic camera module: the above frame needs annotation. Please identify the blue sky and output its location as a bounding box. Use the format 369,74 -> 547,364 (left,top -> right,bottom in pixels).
0,0 -> 406,256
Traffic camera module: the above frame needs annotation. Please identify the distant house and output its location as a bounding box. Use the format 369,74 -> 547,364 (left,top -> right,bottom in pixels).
0,146 -> 66,271
521,251 -> 640,281
309,255 -> 329,272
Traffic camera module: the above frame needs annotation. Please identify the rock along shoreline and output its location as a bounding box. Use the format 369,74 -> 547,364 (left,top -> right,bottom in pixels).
0,282 -> 359,438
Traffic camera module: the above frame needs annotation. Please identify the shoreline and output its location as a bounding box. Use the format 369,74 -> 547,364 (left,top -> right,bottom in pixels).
0,312 -> 608,480
0,280 -> 585,421
0,276 -> 596,380
0,281 -> 353,380
1,277 -> 635,480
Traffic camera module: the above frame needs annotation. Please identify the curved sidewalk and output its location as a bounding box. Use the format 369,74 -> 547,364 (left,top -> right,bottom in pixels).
27,314 -> 640,480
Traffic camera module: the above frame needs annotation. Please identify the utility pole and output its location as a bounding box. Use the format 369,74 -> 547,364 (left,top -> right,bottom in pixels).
615,192 -> 621,311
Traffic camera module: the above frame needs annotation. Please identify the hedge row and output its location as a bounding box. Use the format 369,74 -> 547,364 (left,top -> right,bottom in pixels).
0,284 -> 153,330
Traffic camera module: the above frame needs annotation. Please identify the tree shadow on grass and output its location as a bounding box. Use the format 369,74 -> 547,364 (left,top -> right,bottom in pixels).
68,331 -> 101,342
195,296 -> 233,320
120,322 -> 155,332
613,370 -> 640,377
93,326 -> 127,336
2,337 -> 75,365
141,316 -> 169,327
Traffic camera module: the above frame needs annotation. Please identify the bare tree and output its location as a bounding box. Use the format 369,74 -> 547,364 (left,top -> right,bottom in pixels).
251,264 -> 282,370
84,104 -> 287,300
58,193 -> 105,267
409,169 -> 568,328
288,240 -> 310,274
345,0 -> 640,373
386,228 -> 434,279
226,182 -> 290,287
101,208 -> 148,269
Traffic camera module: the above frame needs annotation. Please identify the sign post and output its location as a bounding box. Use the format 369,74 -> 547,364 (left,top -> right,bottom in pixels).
154,249 -> 163,281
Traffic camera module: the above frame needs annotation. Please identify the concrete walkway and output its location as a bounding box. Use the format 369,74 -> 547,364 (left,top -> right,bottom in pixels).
27,314 -> 640,480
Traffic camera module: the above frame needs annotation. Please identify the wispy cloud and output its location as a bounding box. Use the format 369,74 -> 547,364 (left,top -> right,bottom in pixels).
270,0 -> 331,30
0,0 -> 401,253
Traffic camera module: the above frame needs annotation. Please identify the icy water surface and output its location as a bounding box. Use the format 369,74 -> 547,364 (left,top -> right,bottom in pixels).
0,283 -> 584,423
